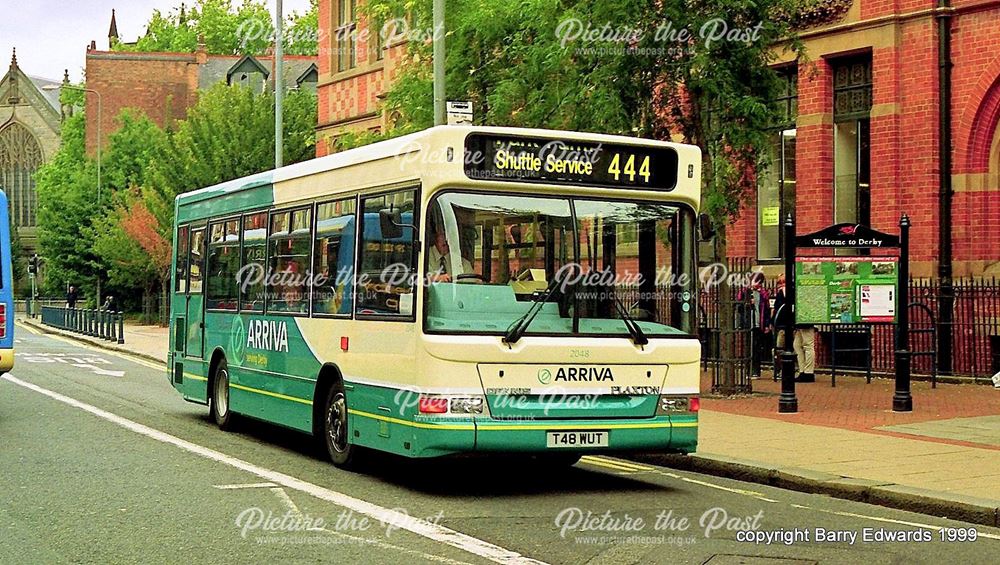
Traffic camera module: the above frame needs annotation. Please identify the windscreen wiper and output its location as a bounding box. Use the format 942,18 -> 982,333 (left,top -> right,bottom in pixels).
503,277 -> 563,344
612,294 -> 648,346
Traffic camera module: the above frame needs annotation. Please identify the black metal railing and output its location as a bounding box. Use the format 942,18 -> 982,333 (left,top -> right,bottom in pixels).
704,269 -> 1000,382
40,306 -> 125,344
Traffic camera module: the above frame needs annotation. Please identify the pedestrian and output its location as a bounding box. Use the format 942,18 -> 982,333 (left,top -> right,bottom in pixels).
102,294 -> 117,313
66,285 -> 78,309
739,272 -> 771,378
771,274 -> 816,382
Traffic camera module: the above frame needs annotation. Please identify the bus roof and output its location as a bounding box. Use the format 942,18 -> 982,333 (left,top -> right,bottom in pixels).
175,126 -> 701,211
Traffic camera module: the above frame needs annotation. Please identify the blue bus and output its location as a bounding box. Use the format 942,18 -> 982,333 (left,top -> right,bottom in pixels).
0,190 -> 13,372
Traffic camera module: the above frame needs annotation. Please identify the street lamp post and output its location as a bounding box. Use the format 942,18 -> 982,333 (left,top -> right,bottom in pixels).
275,0 -> 284,168
44,83 -> 103,305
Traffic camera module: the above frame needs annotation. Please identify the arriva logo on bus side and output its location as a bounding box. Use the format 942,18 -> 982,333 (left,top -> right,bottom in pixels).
246,319 -> 290,352
537,369 -> 553,385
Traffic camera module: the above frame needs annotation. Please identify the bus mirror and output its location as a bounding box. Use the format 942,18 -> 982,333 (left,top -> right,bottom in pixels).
698,214 -> 716,241
379,208 -> 403,239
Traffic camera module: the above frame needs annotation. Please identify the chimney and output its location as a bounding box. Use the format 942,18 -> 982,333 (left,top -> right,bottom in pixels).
196,34 -> 207,65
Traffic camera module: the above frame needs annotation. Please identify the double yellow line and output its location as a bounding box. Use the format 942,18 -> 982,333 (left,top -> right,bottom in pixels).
580,455 -> 656,473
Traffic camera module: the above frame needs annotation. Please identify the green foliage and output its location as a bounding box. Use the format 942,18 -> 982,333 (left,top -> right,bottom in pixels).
35,111 -> 101,296
119,0 -> 318,56
285,0 -> 320,56
361,0 -> 801,238
37,82 -> 317,310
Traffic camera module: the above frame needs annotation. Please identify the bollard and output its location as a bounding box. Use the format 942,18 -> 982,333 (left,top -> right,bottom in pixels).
117,313 -> 125,344
893,214 -> 913,412
109,314 -> 116,342
778,214 -> 798,413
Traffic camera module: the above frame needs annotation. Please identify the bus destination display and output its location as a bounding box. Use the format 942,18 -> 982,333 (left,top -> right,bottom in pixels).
464,134 -> 679,190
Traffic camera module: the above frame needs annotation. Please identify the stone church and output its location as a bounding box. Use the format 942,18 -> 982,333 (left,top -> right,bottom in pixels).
0,48 -> 64,253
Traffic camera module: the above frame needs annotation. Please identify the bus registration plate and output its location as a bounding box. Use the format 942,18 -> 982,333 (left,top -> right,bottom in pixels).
546,431 -> 609,448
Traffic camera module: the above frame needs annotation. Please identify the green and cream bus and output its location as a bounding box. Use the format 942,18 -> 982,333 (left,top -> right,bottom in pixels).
169,126 -> 702,468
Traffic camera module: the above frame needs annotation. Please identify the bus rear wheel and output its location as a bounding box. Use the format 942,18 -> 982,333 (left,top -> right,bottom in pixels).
211,358 -> 235,431
323,381 -> 363,470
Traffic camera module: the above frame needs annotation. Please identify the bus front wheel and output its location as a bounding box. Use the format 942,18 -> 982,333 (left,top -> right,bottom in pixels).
323,381 -> 362,470
211,358 -> 235,431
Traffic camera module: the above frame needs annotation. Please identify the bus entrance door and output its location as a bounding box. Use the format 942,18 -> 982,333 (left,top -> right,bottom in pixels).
185,226 -> 206,361
185,295 -> 204,359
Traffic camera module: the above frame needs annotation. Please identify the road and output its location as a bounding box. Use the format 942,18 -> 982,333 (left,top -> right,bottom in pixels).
3,322 -> 998,564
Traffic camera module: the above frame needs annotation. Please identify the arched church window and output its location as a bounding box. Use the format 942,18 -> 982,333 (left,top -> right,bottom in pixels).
0,122 -> 42,228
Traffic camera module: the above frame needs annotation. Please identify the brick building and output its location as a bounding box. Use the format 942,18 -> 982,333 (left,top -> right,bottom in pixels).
314,0 -> 410,155
84,14 -> 318,156
731,0 -> 1000,278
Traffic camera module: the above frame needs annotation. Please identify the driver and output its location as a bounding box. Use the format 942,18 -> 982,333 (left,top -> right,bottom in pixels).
428,221 -> 473,283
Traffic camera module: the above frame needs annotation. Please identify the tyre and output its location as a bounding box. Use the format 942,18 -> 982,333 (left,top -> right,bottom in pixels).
323,380 -> 363,470
210,358 -> 235,430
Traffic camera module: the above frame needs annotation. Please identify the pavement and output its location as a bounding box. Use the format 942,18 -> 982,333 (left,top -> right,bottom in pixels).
19,316 -> 1000,528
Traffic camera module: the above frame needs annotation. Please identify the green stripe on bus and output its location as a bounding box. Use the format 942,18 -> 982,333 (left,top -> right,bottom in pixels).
348,409 -> 476,431
230,382 -> 312,405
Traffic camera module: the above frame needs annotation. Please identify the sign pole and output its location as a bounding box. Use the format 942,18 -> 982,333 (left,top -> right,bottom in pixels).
893,214 -> 913,412
779,213 -> 798,413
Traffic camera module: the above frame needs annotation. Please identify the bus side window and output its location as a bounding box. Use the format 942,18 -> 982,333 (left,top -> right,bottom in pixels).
268,207 -> 312,314
189,227 -> 206,294
175,225 -> 189,293
313,197 -> 356,316
356,190 -> 416,318
206,219 -> 240,310
240,212 -> 267,312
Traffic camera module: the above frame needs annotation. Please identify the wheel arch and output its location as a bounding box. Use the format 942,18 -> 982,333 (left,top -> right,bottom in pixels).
312,362 -> 345,437
206,347 -> 227,401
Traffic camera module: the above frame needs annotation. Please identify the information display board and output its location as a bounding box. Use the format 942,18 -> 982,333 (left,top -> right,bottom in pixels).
795,256 -> 898,324
464,133 -> 679,191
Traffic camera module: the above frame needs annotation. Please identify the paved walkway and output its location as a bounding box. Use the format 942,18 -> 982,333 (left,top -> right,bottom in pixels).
18,317 -> 1000,523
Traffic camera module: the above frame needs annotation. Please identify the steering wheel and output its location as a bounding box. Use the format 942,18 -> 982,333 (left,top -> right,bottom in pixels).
456,273 -> 486,284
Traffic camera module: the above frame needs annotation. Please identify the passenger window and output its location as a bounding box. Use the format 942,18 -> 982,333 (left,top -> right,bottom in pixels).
206,219 -> 241,310
356,190 -> 417,318
268,207 -> 312,314
313,198 -> 356,316
189,227 -> 206,294
240,212 -> 267,312
175,225 -> 189,293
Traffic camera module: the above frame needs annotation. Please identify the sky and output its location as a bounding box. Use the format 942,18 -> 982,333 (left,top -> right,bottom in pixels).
1,0 -> 312,82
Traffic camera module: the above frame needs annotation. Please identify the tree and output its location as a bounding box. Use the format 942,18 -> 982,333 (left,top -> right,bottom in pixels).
145,82 -> 315,223
88,111 -> 170,317
358,0 -> 801,392
119,0 -> 318,56
35,92 -> 102,301
285,0 -> 320,56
